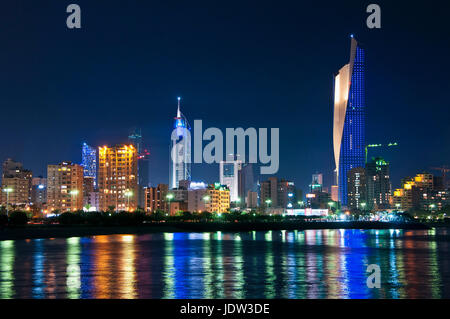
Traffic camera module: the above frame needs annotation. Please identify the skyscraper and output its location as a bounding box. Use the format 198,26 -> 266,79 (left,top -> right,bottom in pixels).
81,143 -> 97,187
170,97 -> 191,189
347,167 -> 367,210
333,36 -> 366,206
129,128 -> 151,208
220,154 -> 242,202
366,157 -> 390,209
98,144 -> 138,212
238,163 -> 257,206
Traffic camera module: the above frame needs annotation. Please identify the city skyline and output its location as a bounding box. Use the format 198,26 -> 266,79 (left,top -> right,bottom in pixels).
1,1 -> 449,194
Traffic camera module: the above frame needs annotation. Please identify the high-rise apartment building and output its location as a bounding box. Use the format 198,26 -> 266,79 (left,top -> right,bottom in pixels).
31,177 -> 47,207
170,97 -> 191,189
1,159 -> 33,208
366,157 -> 391,209
393,172 -> 446,211
144,184 -> 168,213
47,162 -> 84,212
81,143 -> 97,187
98,144 -> 138,212
333,36 -> 366,206
347,167 -> 367,210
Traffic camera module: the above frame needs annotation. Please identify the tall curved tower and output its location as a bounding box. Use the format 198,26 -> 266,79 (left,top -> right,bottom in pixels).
170,97 -> 191,189
333,36 -> 366,206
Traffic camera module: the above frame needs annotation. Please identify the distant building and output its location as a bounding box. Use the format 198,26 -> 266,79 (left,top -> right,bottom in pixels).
144,184 -> 168,213
98,144 -> 138,212
1,159 -> 33,208
347,167 -> 367,210
366,157 -> 391,209
306,191 -> 331,209
129,128 -> 151,208
393,172 -> 448,211
187,183 -> 230,213
220,154 -> 242,202
246,191 -> 258,209
83,176 -> 98,210
47,162 -> 84,212
331,185 -> 339,202
311,173 -> 323,193
170,97 -> 191,189
81,143 -> 97,187
31,177 -> 47,207
260,177 -> 298,209
238,163 -> 257,207
333,37 -> 366,206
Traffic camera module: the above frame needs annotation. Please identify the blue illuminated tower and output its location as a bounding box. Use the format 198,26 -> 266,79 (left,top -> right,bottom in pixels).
169,97 -> 191,189
333,36 -> 366,206
81,143 -> 97,186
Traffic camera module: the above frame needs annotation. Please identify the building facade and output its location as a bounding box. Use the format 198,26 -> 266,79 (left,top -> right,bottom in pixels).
1,159 -> 33,208
144,184 -> 168,213
81,143 -> 97,187
98,144 -> 138,212
220,155 -> 242,203
31,177 -> 47,208
333,36 -> 366,206
366,157 -> 390,209
393,173 -> 448,211
170,97 -> 191,189
347,167 -> 367,210
260,177 -> 298,209
47,162 -> 84,212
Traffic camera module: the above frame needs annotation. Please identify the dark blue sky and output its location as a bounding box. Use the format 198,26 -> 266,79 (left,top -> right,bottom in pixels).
1,0 -> 449,192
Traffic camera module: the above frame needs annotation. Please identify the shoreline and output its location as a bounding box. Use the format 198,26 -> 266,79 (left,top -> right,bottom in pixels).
0,221 -> 432,240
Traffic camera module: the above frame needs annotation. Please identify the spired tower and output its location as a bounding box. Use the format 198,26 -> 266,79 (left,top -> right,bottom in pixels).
333,36 -> 366,206
169,97 -> 191,189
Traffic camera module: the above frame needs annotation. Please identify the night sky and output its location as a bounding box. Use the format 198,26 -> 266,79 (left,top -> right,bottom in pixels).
1,0 -> 449,193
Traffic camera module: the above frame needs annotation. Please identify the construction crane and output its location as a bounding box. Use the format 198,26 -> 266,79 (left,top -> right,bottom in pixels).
365,142 -> 398,163
430,166 -> 450,186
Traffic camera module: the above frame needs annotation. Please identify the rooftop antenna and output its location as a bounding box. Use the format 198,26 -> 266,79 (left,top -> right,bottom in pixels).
177,97 -> 181,118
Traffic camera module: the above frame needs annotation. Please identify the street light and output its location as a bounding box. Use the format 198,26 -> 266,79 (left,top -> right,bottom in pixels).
70,189 -> 79,211
265,199 -> 272,213
361,202 -> 367,210
3,188 -> 13,216
166,193 -> 174,215
203,195 -> 211,212
328,201 -> 334,210
298,201 -> 304,208
125,190 -> 133,211
395,203 -> 401,211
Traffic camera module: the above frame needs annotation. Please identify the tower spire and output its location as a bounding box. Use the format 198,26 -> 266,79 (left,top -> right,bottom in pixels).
177,97 -> 181,118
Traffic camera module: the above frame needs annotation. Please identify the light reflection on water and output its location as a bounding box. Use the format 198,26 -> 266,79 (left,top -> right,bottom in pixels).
0,229 -> 449,299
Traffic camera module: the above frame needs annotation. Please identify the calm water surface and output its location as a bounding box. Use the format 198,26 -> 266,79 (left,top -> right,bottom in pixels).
1,229 -> 450,299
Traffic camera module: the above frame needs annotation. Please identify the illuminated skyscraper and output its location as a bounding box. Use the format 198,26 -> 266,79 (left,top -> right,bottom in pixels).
98,144 -> 138,211
170,97 -> 191,189
333,36 -> 366,206
81,143 -> 97,186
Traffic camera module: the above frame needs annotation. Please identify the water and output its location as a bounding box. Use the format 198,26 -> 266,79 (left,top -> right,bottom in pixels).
1,228 -> 449,299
